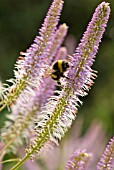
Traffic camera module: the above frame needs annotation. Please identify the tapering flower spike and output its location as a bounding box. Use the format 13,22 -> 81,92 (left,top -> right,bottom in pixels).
10,2 -> 110,170
48,24 -> 68,62
0,23 -> 68,158
0,0 -> 64,111
55,47 -> 68,61
65,149 -> 92,170
97,136 -> 114,170
68,2 -> 111,92
15,0 -> 64,80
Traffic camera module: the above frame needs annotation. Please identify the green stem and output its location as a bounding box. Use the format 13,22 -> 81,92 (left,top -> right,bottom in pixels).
0,158 -> 19,164
0,138 -> 16,161
10,154 -> 29,170
0,101 -> 4,105
0,103 -> 7,112
10,134 -> 45,170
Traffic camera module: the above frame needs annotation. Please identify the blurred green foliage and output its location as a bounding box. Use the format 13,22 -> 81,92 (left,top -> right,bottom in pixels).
0,0 -> 114,139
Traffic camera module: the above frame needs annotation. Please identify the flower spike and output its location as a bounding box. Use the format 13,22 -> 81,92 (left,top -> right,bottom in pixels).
0,0 -> 64,111
97,136 -> 114,170
68,2 -> 111,92
65,149 -> 92,170
16,0 -> 64,80
0,23 -> 68,157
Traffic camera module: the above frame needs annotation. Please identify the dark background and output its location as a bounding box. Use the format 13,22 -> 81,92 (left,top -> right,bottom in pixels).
0,0 -> 114,165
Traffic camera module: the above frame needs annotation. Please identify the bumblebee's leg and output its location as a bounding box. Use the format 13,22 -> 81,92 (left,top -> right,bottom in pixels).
54,82 -> 62,96
61,73 -> 69,80
57,80 -> 61,85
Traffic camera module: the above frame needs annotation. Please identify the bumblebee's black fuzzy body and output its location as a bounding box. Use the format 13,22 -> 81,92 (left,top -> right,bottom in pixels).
51,60 -> 69,84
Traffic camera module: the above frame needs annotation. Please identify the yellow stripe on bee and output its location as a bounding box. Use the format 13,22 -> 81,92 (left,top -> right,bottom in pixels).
51,74 -> 57,79
58,60 -> 63,72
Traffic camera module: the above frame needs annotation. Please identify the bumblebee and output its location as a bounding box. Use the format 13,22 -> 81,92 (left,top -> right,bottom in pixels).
50,60 -> 69,84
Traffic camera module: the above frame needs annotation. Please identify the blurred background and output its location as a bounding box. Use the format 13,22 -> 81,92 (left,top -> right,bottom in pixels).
0,0 -> 114,169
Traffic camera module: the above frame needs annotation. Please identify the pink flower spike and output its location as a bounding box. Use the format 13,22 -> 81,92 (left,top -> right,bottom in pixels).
97,136 -> 114,170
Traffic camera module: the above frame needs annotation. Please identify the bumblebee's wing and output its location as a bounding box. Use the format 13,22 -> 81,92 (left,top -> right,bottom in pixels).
44,66 -> 53,78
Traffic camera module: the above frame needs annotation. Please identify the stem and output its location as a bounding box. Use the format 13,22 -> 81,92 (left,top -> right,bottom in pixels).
0,101 -> 4,105
10,154 -> 29,170
0,139 -> 15,161
10,134 -> 42,170
0,158 -> 19,164
0,103 -> 7,112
